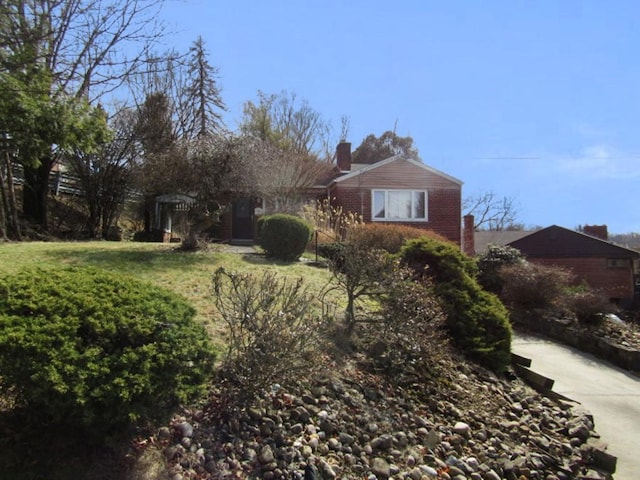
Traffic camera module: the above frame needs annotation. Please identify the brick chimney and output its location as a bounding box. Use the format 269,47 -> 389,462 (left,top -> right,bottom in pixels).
463,214 -> 475,256
583,224 -> 608,240
336,142 -> 351,172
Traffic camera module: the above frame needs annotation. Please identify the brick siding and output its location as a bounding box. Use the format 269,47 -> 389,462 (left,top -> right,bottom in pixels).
329,185 -> 461,245
532,257 -> 635,300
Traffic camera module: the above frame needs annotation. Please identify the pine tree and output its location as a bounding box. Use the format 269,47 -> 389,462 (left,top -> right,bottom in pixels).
181,36 -> 226,138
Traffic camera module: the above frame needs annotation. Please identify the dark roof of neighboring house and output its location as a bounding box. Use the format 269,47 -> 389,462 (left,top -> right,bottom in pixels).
508,225 -> 640,259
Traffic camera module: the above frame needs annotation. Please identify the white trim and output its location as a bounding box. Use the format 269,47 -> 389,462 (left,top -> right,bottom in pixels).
371,189 -> 428,222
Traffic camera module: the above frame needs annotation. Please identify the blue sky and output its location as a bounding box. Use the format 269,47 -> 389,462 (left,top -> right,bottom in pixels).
159,0 -> 640,234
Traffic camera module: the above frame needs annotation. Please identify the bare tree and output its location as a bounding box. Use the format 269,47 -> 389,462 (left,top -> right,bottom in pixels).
239,91 -> 337,211
172,133 -> 262,249
464,191 -> 519,231
1,0 -> 167,230
240,90 -> 333,160
339,115 -> 351,143
68,108 -> 139,238
1,0 -> 166,102
256,143 -> 333,214
127,36 -> 226,140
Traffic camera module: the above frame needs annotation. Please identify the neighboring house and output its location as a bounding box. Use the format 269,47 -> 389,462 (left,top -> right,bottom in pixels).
461,214 -> 533,256
218,142 -> 464,245
507,225 -> 640,304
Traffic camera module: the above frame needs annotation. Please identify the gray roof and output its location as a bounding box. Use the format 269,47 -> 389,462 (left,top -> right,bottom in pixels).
473,230 -> 533,254
332,155 -> 464,186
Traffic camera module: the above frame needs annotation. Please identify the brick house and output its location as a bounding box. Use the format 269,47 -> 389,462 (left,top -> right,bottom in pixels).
219,142 -> 463,246
507,225 -> 640,304
323,142 -> 463,245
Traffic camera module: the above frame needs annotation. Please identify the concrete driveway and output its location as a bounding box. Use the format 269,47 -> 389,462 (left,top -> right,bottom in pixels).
512,333 -> 640,480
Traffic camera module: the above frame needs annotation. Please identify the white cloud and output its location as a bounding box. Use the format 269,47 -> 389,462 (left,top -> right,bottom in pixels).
554,145 -> 640,180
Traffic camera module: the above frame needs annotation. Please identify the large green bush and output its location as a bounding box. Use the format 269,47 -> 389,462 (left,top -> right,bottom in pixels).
257,213 -> 312,261
399,237 -> 512,371
0,267 -> 216,438
401,236 -> 478,282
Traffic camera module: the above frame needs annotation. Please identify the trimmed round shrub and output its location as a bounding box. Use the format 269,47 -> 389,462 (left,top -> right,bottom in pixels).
398,237 -> 512,371
257,214 -> 313,261
0,267 -> 216,438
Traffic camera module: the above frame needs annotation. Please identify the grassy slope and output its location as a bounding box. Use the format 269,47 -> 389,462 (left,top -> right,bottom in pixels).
0,241 -> 335,344
0,241 -> 336,479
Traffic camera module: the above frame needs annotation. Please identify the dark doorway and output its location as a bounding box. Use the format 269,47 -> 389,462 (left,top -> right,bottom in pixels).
232,197 -> 254,240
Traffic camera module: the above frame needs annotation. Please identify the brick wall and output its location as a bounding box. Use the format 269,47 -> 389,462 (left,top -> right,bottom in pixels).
330,186 -> 461,245
329,186 -> 369,220
462,214 -> 475,256
532,257 -> 635,300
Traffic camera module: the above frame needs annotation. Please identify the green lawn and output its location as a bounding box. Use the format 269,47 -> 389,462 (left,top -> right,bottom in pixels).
0,241 -> 337,479
0,241 -> 335,338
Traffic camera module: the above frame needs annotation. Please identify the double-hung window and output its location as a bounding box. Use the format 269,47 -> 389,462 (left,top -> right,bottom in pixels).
372,189 -> 427,221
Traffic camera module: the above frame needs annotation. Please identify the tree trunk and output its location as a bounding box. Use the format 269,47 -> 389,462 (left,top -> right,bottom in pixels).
0,161 -> 9,240
0,183 -> 7,241
2,153 -> 21,240
345,293 -> 356,336
22,161 -> 52,231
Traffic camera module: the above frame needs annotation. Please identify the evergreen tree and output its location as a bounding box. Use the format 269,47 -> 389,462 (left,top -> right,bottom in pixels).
181,36 -> 226,138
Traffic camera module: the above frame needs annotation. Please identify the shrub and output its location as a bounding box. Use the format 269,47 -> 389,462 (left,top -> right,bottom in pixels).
565,288 -> 614,325
317,241 -> 349,268
400,236 -> 478,282
398,237 -> 512,371
212,268 -> 326,405
361,271 -> 447,379
0,267 -> 216,439
476,244 -> 524,294
500,262 -> 574,310
322,243 -> 404,331
132,230 -> 150,242
104,225 -> 123,241
257,213 -> 313,261
438,282 -> 512,371
347,223 -> 447,254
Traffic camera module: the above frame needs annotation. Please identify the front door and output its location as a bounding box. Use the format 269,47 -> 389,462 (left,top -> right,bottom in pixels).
232,197 -> 254,240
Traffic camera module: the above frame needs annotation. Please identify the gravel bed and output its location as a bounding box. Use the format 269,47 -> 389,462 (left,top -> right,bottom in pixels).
150,354 -> 615,480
